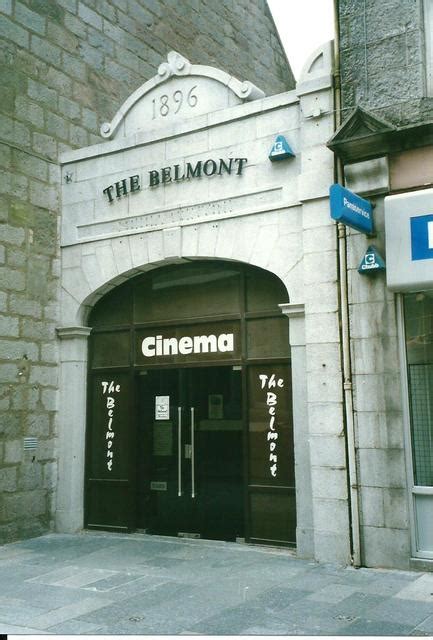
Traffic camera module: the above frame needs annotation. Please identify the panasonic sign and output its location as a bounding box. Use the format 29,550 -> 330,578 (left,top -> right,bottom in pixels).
141,333 -> 234,357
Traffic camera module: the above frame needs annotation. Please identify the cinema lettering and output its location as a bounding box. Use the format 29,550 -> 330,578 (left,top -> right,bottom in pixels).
103,156 -> 248,203
142,332 -> 235,357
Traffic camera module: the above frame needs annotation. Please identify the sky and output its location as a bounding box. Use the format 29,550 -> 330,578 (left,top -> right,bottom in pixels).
267,0 -> 335,79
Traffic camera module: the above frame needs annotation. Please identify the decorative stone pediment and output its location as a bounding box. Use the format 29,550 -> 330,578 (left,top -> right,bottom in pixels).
100,51 -> 265,140
327,106 -> 397,162
331,106 -> 395,141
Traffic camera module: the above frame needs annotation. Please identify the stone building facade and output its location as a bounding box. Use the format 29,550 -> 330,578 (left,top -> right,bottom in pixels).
2,0 -> 432,574
0,0 -> 293,544
57,43 -> 342,563
330,0 -> 433,569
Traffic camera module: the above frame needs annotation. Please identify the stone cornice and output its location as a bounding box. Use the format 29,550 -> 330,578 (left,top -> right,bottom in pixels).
57,326 -> 92,340
279,302 -> 305,318
59,90 -> 298,166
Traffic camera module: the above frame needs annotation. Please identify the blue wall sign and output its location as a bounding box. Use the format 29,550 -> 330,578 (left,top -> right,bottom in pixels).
410,214 -> 433,261
330,184 -> 374,235
269,135 -> 295,161
358,245 -> 386,274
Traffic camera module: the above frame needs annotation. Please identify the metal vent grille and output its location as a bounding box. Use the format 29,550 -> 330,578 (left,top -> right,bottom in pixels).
23,437 -> 38,451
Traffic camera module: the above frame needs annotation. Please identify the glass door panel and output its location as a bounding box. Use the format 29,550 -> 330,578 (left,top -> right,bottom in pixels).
137,366 -> 244,541
186,366 -> 244,541
137,368 -> 197,535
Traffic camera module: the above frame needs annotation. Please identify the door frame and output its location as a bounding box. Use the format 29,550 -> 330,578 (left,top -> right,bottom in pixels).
135,363 -> 246,540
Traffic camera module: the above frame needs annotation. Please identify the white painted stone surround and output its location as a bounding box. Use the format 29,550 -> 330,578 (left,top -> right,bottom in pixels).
57,45 -> 351,564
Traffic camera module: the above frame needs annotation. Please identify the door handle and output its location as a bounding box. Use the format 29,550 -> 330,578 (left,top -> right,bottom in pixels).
191,407 -> 195,498
178,406 -> 182,497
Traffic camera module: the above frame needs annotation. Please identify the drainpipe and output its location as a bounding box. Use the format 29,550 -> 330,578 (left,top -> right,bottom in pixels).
333,0 -> 361,568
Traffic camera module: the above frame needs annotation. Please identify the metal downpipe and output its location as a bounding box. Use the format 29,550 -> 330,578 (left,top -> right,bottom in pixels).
333,0 -> 361,568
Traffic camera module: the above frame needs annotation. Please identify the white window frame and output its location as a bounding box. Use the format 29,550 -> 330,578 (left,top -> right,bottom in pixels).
397,294 -> 433,559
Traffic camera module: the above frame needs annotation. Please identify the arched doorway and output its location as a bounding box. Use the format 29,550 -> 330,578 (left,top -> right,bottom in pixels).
85,260 -> 295,545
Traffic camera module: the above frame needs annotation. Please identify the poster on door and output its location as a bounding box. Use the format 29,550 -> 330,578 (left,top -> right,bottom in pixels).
155,395 -> 170,420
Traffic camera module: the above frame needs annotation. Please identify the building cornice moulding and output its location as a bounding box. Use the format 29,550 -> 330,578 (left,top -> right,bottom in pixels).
60,90 -> 299,166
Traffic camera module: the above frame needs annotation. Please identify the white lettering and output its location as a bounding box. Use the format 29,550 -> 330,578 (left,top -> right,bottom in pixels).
142,337 -> 156,357
178,336 -> 193,354
259,374 -> 268,389
101,380 -> 121,472
259,374 -> 284,389
259,372 -> 284,480
163,337 -> 178,355
343,196 -> 369,219
266,392 -> 277,406
141,333 -> 234,357
194,334 -> 217,353
218,333 -> 234,352
156,335 -> 163,356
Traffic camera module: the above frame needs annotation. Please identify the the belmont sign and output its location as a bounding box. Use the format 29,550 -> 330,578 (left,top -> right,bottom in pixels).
103,156 -> 248,203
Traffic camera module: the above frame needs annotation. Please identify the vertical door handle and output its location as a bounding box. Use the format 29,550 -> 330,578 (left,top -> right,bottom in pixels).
178,407 -> 182,497
191,407 -> 195,498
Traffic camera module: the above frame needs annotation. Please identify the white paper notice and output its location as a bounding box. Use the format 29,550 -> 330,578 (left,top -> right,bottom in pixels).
155,395 -> 170,420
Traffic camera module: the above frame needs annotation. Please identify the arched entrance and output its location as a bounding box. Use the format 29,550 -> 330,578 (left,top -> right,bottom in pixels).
85,260 -> 295,545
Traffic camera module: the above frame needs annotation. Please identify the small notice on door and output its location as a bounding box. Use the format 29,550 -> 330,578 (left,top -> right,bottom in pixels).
208,394 -> 223,419
155,395 -> 170,420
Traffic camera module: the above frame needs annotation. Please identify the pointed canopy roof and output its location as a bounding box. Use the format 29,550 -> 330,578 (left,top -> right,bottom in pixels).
327,106 -> 396,162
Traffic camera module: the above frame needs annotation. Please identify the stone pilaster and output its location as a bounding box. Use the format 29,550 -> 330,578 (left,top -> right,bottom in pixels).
55,326 -> 91,533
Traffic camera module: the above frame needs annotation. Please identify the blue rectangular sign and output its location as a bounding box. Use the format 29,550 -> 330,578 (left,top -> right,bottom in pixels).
330,184 -> 374,234
411,214 -> 433,261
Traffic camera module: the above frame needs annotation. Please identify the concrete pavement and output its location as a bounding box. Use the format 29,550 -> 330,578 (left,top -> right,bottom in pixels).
0,531 -> 432,635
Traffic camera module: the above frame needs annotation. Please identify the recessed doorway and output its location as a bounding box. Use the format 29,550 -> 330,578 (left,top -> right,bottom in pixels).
85,260 -> 296,546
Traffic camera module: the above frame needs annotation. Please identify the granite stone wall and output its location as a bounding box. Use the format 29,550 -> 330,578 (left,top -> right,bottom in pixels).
0,0 -> 294,544
346,199 -> 411,568
338,0 -> 430,126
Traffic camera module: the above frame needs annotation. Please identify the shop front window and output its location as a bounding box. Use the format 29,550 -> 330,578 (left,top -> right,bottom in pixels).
404,291 -> 433,486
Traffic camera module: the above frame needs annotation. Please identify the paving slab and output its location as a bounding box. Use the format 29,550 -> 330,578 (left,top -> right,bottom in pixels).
0,531 -> 432,635
343,617 -> 415,636
395,573 -> 433,602
413,614 -> 433,634
26,595 -> 114,630
367,597 -> 433,627
329,591 -> 389,617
